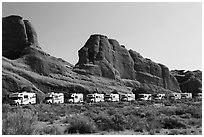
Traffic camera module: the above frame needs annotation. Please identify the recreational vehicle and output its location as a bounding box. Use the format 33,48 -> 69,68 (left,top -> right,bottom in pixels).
9,92 -> 36,105
104,94 -> 120,102
172,93 -> 181,100
120,94 -> 135,101
139,94 -> 152,101
181,93 -> 192,99
86,93 -> 104,103
196,93 -> 202,99
44,92 -> 64,104
154,94 -> 165,100
67,93 -> 83,103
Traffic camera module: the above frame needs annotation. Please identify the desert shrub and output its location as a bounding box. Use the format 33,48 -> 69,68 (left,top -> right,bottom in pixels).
64,114 -> 97,134
37,112 -> 58,123
111,112 -> 127,131
149,130 -> 155,135
93,111 -> 113,131
133,120 -> 147,132
22,104 -> 35,110
2,109 -> 37,135
34,125 -> 63,135
94,110 -> 127,132
2,103 -> 12,113
180,113 -> 191,119
35,103 -> 59,123
184,106 -> 202,118
179,130 -> 188,135
158,107 -> 177,116
168,129 -> 180,135
160,115 -> 188,129
187,118 -> 202,127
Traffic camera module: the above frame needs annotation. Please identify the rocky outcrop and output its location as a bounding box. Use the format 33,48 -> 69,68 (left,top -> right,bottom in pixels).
171,70 -> 202,95
75,34 -> 135,80
2,15 -> 40,60
75,34 -> 181,92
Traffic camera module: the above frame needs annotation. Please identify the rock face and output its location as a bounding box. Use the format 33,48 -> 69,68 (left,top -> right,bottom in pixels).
75,34 -> 135,80
171,70 -> 202,96
2,15 -> 40,60
75,34 -> 181,92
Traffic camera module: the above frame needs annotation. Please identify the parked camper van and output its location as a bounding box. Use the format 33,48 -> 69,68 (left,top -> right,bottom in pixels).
120,94 -> 135,101
181,93 -> 192,99
104,94 -> 119,102
67,93 -> 83,103
154,94 -> 165,100
87,93 -> 104,103
196,93 -> 202,99
9,92 -> 36,105
172,93 -> 181,100
44,92 -> 64,104
139,94 -> 152,101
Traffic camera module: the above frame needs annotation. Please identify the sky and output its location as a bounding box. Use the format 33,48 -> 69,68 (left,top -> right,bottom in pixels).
2,2 -> 202,71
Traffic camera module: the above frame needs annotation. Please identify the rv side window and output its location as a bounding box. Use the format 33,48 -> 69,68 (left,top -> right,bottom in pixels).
24,95 -> 28,98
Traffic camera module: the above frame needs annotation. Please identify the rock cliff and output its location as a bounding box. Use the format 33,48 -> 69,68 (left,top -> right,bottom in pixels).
3,15 -> 200,103
74,34 -> 180,92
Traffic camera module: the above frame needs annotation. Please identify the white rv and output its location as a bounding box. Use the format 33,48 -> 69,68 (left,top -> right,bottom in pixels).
104,94 -> 120,102
9,92 -> 36,105
181,93 -> 192,99
196,93 -> 202,99
86,93 -> 104,103
44,92 -> 64,104
67,93 -> 83,103
120,94 -> 135,101
139,94 -> 152,101
172,93 -> 181,100
154,94 -> 165,100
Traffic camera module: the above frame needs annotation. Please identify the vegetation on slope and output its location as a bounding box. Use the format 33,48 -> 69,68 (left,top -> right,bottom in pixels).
2,98 -> 202,135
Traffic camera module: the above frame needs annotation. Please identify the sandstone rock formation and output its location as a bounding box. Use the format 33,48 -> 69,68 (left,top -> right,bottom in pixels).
171,70 -> 202,96
2,15 -> 40,60
74,34 -> 181,92
75,34 -> 135,80
4,15 -> 201,104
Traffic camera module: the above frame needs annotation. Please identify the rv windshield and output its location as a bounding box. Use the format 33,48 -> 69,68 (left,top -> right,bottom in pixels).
10,97 -> 22,100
